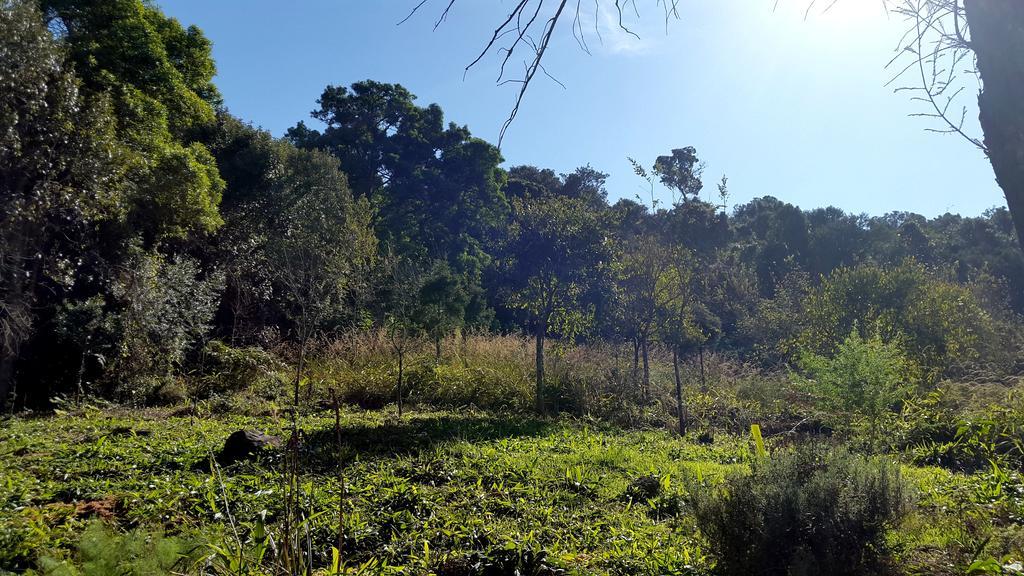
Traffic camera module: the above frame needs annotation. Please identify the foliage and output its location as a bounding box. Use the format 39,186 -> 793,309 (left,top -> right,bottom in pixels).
41,0 -> 224,242
195,340 -> 283,398
692,445 -> 907,576
798,330 -> 919,440
0,0 -> 125,408
799,260 -> 1007,378
109,251 -> 224,403
33,521 -> 195,576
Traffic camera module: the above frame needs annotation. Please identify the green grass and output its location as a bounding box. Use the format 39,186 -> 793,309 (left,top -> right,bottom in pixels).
0,407 -> 748,575
2,406 -> 1023,575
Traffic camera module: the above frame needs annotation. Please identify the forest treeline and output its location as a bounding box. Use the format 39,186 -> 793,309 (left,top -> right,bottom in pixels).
2,0 -> 1023,412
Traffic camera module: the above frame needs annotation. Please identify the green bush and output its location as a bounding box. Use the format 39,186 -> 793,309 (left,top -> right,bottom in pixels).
32,521 -> 195,576
195,340 -> 283,398
798,330 -> 918,441
692,445 -> 906,576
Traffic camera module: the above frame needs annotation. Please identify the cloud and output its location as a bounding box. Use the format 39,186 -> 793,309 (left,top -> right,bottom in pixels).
566,2 -> 660,56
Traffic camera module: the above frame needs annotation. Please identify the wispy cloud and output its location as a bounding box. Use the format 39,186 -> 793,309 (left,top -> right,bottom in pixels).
565,2 -> 668,56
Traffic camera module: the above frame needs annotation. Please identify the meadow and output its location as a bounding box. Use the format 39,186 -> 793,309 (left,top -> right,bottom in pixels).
2,335 -> 1023,576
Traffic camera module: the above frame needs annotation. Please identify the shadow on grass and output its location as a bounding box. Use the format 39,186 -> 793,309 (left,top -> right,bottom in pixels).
300,412 -> 553,471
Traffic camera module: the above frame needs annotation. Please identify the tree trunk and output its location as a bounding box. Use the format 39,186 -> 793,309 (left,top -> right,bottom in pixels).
434,336 -> 442,364
535,319 -> 546,415
640,337 -> 650,402
964,0 -> 1024,250
673,347 -> 686,436
699,345 -> 706,392
397,348 -> 404,419
293,326 -> 308,409
0,352 -> 15,413
632,337 -> 640,378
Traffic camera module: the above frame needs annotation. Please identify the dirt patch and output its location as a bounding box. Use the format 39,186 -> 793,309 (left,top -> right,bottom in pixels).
74,496 -> 120,520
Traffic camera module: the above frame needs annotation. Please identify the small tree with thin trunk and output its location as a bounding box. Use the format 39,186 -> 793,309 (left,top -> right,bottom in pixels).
269,148 -> 375,410
382,255 -> 426,419
502,194 -> 607,414
416,261 -> 469,364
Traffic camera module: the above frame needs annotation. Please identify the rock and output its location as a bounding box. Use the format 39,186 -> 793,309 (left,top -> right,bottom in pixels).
218,430 -> 281,465
624,474 -> 662,501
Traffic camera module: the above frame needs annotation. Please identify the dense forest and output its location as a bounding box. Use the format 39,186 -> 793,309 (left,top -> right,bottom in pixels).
4,1 -> 1024,575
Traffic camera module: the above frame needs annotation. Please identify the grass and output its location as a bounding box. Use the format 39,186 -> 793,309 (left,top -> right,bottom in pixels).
5,404 -> 1023,575
1,407 -> 749,575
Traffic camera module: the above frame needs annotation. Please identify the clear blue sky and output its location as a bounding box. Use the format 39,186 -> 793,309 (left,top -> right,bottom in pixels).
158,0 -> 1004,217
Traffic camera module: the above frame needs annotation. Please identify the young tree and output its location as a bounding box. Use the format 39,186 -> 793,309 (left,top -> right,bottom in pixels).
501,195 -> 608,414
268,148 -> 376,408
382,256 -> 426,419
612,235 -> 679,402
659,251 -> 701,436
416,261 -> 469,363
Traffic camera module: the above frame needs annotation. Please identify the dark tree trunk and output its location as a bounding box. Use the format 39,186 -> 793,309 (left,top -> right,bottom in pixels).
965,0 -> 1024,250
397,348 -> 404,419
640,337 -> 650,402
673,347 -> 686,436
0,353 -> 14,413
699,346 -> 706,392
535,319 -> 546,415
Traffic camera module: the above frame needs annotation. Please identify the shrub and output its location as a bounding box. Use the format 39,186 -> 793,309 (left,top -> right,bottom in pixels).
798,330 -> 918,442
34,521 -> 195,576
195,340 -> 283,398
692,445 -> 906,576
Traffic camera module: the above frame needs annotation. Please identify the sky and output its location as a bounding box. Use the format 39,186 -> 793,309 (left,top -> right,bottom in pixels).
157,0 -> 1005,218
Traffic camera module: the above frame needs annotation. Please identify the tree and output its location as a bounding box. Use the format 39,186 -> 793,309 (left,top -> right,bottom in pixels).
41,0 -> 225,245
890,0 -> 1024,250
501,194 -> 608,414
0,0 -> 124,409
654,246 -> 701,434
108,251 -> 224,403
799,260 -> 1008,379
289,81 -> 508,332
288,82 -> 507,254
416,261 -> 470,363
799,330 -> 919,442
382,255 -> 426,419
267,148 -> 376,408
611,232 -> 682,402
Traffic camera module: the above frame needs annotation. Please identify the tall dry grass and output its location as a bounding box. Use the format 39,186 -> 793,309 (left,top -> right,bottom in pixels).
285,331 -> 792,430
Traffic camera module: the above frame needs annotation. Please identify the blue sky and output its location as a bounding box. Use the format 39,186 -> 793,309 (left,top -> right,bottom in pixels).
158,0 -> 1004,217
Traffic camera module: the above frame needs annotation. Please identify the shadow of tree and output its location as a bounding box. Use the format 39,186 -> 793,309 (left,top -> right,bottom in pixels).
299,413 -> 553,472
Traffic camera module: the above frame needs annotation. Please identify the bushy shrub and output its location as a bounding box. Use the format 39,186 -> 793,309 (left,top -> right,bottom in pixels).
799,330 -> 918,442
692,445 -> 906,576
798,261 -> 1010,379
33,521 -> 195,576
108,252 -> 224,404
195,340 -> 283,398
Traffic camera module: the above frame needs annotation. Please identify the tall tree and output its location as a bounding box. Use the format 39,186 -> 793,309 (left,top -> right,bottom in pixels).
0,0 -> 124,409
41,0 -> 225,244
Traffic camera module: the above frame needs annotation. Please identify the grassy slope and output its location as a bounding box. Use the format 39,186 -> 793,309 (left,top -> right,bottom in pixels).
0,407 -> 1006,575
